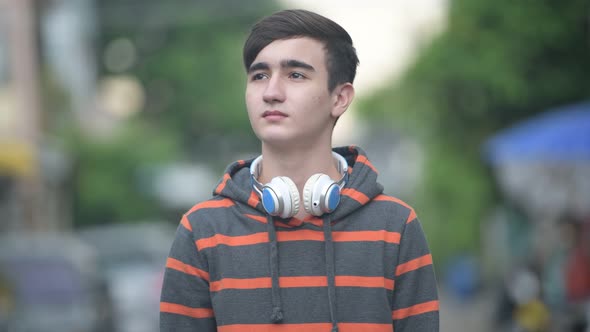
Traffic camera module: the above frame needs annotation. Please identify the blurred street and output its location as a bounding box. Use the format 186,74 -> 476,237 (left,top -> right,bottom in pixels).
1,0 -> 589,331
440,287 -> 494,332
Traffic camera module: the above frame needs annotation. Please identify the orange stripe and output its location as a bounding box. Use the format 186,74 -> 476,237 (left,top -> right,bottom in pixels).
210,276 -> 393,292
373,195 -> 417,223
284,218 -> 303,227
333,230 -> 401,244
187,198 -> 235,215
197,229 -> 402,250
342,188 -> 370,205
277,229 -> 324,242
210,277 -> 271,292
337,276 -> 394,290
305,217 -> 324,227
356,154 -> 379,174
219,323 -> 393,332
395,254 -> 433,276
282,276 -> 327,287
215,173 -> 231,194
405,210 -> 417,224
160,302 -> 214,319
166,257 -> 209,281
244,214 -> 267,224
374,195 -> 411,209
286,215 -> 326,228
196,232 -> 268,250
248,191 -> 260,208
392,300 -> 439,320
180,214 -> 192,231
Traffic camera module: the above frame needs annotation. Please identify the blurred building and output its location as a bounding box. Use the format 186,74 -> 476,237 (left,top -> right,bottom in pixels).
0,0 -> 95,231
0,0 -> 44,231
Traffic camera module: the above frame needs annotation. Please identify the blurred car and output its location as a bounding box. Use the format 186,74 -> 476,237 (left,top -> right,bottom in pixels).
0,231 -> 114,332
77,222 -> 176,332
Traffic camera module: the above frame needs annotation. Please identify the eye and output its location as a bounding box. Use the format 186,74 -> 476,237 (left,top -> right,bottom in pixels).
251,73 -> 267,81
289,72 -> 306,79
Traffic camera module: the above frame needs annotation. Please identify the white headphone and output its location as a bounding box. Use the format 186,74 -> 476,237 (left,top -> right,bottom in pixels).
250,152 -> 348,218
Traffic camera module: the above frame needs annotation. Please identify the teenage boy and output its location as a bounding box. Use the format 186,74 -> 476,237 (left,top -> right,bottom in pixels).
160,9 -> 439,332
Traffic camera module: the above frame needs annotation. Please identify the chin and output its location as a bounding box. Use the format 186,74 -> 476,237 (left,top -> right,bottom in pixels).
254,126 -> 291,141
259,134 -> 295,147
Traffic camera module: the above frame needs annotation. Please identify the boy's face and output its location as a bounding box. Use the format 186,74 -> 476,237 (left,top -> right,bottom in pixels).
245,37 -> 343,149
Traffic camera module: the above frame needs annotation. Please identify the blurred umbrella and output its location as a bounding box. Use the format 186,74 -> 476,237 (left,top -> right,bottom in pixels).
483,101 -> 590,220
484,101 -> 590,164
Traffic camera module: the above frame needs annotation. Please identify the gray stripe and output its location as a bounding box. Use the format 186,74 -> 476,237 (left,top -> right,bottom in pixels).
161,269 -> 212,308
398,220 -> 432,264
393,266 -> 439,309
212,287 -> 394,325
201,241 -> 399,281
393,311 -> 439,331
160,314 -> 216,331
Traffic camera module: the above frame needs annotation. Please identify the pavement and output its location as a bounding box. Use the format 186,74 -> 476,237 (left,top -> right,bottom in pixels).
439,286 -> 496,332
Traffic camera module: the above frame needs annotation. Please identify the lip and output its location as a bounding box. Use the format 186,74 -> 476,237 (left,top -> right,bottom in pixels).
262,110 -> 288,118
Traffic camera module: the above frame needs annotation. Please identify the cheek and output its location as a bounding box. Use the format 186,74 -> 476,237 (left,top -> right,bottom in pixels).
307,93 -> 332,115
245,91 -> 258,114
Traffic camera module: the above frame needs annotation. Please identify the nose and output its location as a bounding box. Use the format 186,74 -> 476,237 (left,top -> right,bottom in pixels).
262,76 -> 285,103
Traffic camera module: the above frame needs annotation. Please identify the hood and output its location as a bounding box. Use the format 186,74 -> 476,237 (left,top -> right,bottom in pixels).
212,146 -> 384,221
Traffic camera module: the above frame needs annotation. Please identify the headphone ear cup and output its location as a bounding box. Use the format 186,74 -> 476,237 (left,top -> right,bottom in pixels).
303,174 -> 341,216
278,176 -> 300,218
303,174 -> 322,215
262,176 -> 300,218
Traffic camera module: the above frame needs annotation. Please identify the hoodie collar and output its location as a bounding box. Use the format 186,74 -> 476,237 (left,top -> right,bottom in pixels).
213,145 -> 384,221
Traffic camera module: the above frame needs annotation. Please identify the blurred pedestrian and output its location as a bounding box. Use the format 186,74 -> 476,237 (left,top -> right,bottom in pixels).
506,266 -> 550,332
0,274 -> 14,330
561,215 -> 590,331
159,9 -> 439,332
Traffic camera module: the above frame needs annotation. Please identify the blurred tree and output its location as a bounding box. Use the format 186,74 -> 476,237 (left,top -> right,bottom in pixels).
360,0 -> 590,264
97,1 -> 277,154
69,122 -> 181,226
62,1 -> 278,226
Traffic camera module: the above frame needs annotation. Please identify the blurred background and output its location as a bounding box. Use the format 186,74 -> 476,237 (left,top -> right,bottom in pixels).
0,0 -> 589,331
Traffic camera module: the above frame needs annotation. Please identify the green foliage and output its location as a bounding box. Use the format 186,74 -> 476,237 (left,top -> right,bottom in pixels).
57,2 -> 279,227
359,0 -> 590,262
97,2 -> 278,153
414,141 -> 493,266
67,121 -> 181,226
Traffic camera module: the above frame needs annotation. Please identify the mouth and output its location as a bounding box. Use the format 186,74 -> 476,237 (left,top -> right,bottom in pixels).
262,110 -> 288,118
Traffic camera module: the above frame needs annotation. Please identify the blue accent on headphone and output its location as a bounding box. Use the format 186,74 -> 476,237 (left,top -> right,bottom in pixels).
327,186 -> 340,211
262,188 -> 276,214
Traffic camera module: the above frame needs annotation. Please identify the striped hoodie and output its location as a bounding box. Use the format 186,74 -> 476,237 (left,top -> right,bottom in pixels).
160,146 -> 439,331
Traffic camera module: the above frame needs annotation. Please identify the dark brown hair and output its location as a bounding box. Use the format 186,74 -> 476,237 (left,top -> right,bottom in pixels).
243,9 -> 359,92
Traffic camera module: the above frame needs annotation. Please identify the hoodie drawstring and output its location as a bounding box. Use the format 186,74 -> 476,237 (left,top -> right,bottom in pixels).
267,215 -> 284,323
266,214 -> 339,331
323,216 -> 339,332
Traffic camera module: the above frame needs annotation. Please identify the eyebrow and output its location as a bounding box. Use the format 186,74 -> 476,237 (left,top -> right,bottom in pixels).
248,59 -> 316,74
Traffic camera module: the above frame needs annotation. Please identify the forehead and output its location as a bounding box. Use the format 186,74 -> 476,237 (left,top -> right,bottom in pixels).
253,37 -> 327,70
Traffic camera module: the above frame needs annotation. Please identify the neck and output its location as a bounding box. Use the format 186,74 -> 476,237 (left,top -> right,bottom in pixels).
260,144 -> 341,183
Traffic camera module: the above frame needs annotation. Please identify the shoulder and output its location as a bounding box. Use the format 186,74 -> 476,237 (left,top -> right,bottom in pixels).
368,194 -> 418,225
341,193 -> 419,231
186,197 -> 236,216
180,197 -> 238,232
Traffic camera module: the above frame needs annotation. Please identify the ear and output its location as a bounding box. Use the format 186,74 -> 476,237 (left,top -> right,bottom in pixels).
330,83 -> 355,118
